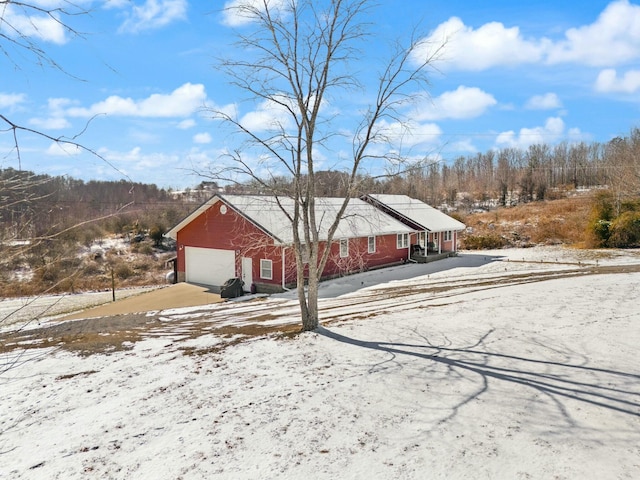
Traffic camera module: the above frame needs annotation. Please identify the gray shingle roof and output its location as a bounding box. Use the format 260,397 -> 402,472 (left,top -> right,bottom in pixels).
365,194 -> 466,232
167,194 -> 414,244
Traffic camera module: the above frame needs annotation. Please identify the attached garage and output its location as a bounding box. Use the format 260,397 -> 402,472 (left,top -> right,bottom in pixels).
184,247 -> 235,286
166,194 -> 425,292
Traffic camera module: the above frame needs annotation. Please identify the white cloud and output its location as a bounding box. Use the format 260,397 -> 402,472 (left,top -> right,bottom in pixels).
449,138 -> 477,154
239,97 -> 293,132
417,16 -> 546,71
375,120 -> 442,149
47,97 -> 76,112
118,0 -> 188,33
0,93 -> 26,109
100,146 -> 182,172
46,141 -> 82,156
29,117 -> 71,130
416,1 -> 640,72
177,119 -> 196,129
67,83 -> 207,118
415,86 -> 497,121
221,0 -> 290,27
193,132 -> 212,144
525,93 -> 562,110
4,3 -> 69,44
495,117 -> 569,149
547,0 -> 640,67
595,68 -> 640,93
26,97 -> 76,130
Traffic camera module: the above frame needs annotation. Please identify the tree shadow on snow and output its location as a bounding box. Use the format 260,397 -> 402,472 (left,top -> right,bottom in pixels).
317,326 -> 640,429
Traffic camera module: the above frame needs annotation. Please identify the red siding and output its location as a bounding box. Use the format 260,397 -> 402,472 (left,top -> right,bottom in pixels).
279,234 -> 408,285
175,200 -> 410,289
175,201 -> 284,287
323,234 -> 408,277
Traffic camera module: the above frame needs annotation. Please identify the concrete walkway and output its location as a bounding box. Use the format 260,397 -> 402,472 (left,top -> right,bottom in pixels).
61,283 -> 223,320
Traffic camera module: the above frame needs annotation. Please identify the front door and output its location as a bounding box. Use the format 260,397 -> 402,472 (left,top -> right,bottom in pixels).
241,257 -> 253,292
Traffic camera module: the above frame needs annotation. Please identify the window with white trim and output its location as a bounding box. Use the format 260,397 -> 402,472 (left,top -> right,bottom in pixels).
397,233 -> 409,249
298,244 -> 310,264
340,238 -> 349,258
368,236 -> 376,254
260,259 -> 273,279
444,231 -> 452,242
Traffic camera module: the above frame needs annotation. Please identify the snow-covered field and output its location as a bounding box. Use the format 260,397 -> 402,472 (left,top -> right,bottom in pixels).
1,247 -> 639,479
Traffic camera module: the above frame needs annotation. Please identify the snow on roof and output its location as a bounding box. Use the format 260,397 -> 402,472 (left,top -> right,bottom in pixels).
365,194 -> 466,232
167,194 -> 414,244
227,195 -> 414,244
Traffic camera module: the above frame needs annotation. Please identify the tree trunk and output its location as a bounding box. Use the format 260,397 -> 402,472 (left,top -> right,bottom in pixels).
301,272 -> 320,331
294,246 -> 319,331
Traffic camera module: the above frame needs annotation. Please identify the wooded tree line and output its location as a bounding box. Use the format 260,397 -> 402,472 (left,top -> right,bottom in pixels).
4,126 -> 639,247
0,168 -> 192,242
400,130 -> 640,211
393,130 -> 638,209
234,127 -> 640,212
0,169 -> 196,298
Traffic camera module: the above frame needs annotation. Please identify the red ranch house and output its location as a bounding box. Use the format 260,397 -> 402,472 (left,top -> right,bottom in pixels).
362,194 -> 466,257
166,194 -> 416,293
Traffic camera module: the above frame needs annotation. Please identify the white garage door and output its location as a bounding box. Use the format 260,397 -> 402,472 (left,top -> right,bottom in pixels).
185,247 -> 235,286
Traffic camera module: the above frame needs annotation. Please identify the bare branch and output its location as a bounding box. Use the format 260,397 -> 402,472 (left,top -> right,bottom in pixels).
203,0 -> 443,330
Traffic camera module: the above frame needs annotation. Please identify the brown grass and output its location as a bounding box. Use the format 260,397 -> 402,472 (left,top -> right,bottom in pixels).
0,309 -> 305,358
460,195 -> 593,249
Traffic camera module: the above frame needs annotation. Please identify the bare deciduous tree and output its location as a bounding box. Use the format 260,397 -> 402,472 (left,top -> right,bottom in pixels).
203,0 -> 441,331
0,1 -> 136,336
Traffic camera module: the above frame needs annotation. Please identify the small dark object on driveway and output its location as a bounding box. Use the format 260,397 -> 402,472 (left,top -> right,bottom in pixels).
221,277 -> 244,299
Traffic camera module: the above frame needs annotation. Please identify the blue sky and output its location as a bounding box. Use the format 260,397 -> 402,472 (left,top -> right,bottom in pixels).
2,0 -> 640,189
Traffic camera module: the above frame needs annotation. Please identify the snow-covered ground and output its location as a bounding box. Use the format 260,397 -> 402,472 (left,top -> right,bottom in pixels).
1,246 -> 639,479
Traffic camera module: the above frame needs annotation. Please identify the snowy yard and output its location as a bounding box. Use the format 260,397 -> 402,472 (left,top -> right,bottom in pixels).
1,247 -> 639,479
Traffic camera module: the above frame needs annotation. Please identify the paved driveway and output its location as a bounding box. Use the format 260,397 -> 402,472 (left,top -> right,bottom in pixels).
61,283 -> 223,321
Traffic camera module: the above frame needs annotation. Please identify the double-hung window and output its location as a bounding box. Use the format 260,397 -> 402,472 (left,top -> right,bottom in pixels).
299,245 -> 310,264
397,233 -> 409,249
368,236 -> 376,254
339,238 -> 349,258
260,259 -> 273,279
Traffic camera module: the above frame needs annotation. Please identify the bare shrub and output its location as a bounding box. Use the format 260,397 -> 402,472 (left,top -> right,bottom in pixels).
585,191 -> 640,248
608,211 -> 640,248
131,241 -> 154,255
461,234 -> 507,250
82,261 -> 103,276
114,263 -> 134,280
132,259 -> 154,272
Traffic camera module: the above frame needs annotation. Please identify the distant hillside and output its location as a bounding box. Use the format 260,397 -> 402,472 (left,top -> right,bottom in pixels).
459,194 -> 593,250
0,168 -> 195,241
2,163 -> 639,298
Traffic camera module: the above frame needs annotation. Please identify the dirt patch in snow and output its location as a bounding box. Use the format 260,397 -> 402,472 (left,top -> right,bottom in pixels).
0,310 -> 302,356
